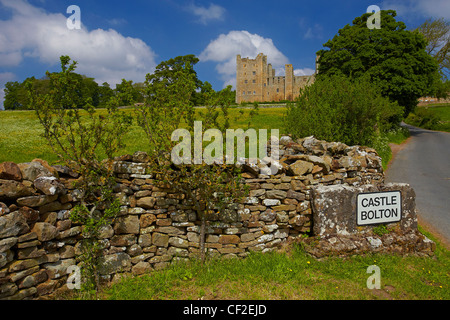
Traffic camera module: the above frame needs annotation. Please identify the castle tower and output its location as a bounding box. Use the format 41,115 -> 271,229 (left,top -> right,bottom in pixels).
236,53 -> 315,104
285,64 -> 293,101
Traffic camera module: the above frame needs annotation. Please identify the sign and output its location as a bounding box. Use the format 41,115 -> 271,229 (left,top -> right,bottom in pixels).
357,191 -> 402,226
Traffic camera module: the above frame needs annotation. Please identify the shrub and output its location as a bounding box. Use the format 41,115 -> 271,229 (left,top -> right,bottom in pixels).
284,74 -> 403,148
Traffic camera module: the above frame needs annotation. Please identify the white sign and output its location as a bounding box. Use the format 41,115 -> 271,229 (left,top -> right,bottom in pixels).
357,191 -> 402,226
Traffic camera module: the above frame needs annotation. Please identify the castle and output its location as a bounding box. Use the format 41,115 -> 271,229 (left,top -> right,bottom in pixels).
235,53 -> 317,104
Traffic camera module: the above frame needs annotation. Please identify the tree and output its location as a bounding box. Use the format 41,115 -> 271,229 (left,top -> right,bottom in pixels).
416,18 -> 449,78
285,74 -> 403,148
150,54 -> 203,105
3,81 -> 26,110
135,58 -> 247,263
317,10 -> 440,116
114,79 -> 144,106
25,55 -> 132,295
98,82 -> 114,107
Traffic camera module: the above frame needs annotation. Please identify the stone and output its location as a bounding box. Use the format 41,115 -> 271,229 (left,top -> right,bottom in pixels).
8,266 -> 40,282
169,236 -> 189,248
127,244 -> 143,257
16,195 -> 58,207
286,189 -> 306,201
259,209 -> 276,222
0,250 -> 14,268
138,234 -> 152,247
17,162 -> 53,181
98,253 -> 131,275
132,151 -> 150,163
114,215 -> 140,234
98,224 -> 114,239
338,156 -> 361,169
265,190 -> 287,199
8,258 -> 41,273
276,212 -> 289,223
0,202 -> 9,216
17,232 -> 37,243
0,162 -> 22,181
56,226 -> 81,239
0,237 -> 17,252
152,232 -> 169,247
262,199 -> 280,206
59,245 -> 75,259
51,165 -> 79,178
33,176 -> 65,196
0,211 -> 29,239
132,261 -> 151,275
249,189 -> 265,197
168,246 -> 189,257
56,219 -> 72,231
36,279 -> 58,296
289,160 -> 314,176
240,233 -> 257,242
0,282 -> 18,299
17,246 -> 46,259
155,226 -> 184,235
19,206 -> 39,223
0,179 -> 33,200
110,234 -> 136,246
31,222 -> 59,241
136,196 -> 156,209
218,235 -> 240,244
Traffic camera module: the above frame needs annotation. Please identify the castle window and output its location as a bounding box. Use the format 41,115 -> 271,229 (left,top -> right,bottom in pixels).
253,91 -> 256,95
252,80 -> 256,83
252,71 -> 256,75
248,91 -> 251,95
264,83 -> 266,87
277,88 -> 279,93
243,91 -> 245,95
244,80 -> 248,84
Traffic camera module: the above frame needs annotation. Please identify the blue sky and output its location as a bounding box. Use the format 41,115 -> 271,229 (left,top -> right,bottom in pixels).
1,0 -> 449,109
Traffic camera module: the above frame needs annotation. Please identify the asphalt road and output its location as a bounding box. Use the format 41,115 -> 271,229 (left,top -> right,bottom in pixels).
385,123 -> 450,244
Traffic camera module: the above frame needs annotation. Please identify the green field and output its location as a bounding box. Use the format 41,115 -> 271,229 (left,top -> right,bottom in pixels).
0,107 -> 286,164
405,104 -> 450,132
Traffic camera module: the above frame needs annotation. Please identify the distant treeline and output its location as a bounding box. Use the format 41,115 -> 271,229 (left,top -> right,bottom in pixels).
3,55 -> 235,110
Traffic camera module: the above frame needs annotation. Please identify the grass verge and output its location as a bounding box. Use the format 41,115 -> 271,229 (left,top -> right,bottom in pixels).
405,104 -> 450,132
68,233 -> 450,300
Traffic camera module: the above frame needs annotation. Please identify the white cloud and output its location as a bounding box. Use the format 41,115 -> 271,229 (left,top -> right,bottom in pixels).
199,30 -> 289,88
294,68 -> 315,76
187,3 -> 226,25
381,0 -> 450,20
0,0 -> 157,87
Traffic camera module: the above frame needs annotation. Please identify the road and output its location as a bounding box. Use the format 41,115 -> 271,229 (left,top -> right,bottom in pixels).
385,123 -> 450,245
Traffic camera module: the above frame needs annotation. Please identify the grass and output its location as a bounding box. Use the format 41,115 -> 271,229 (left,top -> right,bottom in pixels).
66,226 -> 449,300
405,103 -> 450,132
0,107 -> 287,164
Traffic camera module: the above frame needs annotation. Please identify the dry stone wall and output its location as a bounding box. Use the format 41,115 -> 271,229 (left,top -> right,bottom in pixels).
0,135 -> 429,299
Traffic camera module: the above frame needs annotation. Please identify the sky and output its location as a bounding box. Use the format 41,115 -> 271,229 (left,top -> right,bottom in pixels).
1,0 -> 449,109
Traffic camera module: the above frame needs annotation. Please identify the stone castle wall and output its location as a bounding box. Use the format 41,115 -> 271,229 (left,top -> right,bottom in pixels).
236,53 -> 315,104
0,136 -> 433,300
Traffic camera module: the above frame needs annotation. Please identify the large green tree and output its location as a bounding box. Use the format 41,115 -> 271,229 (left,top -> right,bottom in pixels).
317,10 -> 440,116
